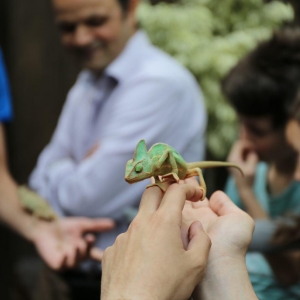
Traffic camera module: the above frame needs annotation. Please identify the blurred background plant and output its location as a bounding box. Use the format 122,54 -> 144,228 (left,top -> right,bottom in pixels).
138,0 -> 293,158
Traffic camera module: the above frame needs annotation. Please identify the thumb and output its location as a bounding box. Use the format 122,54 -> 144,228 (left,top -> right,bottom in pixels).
187,221 -> 211,255
90,247 -> 104,261
210,191 -> 243,216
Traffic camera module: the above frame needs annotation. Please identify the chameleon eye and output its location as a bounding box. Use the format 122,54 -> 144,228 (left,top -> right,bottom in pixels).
135,164 -> 143,173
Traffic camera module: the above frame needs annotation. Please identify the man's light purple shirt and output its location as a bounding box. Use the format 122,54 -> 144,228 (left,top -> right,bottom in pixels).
29,31 -> 207,253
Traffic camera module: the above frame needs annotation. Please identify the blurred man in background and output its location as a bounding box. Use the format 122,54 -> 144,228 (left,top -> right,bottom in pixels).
29,0 -> 207,297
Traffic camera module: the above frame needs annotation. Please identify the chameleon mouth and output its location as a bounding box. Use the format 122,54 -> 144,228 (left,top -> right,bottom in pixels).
125,177 -> 138,183
124,176 -> 145,184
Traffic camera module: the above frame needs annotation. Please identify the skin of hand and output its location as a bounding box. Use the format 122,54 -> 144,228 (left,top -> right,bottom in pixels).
181,180 -> 256,299
182,188 -> 254,263
101,183 -> 211,300
30,217 -> 115,270
227,140 -> 259,190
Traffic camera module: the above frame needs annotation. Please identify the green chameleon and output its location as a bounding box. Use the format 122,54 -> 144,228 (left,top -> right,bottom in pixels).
125,140 -> 243,200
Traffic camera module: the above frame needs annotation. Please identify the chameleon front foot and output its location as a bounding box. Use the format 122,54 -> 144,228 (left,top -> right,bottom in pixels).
161,172 -> 180,183
146,182 -> 167,192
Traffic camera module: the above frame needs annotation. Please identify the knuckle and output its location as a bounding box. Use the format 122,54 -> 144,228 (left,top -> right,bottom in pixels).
115,233 -> 126,245
195,254 -> 208,270
128,217 -> 142,232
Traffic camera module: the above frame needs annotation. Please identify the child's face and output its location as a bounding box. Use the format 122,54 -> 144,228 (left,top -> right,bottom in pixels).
285,119 -> 300,181
238,115 -> 289,162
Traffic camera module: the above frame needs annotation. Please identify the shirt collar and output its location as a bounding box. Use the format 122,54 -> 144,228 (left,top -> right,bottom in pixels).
77,30 -> 150,86
105,30 -> 150,82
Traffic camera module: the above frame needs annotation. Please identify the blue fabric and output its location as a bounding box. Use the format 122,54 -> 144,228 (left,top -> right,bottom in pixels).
225,162 -> 300,299
0,49 -> 12,122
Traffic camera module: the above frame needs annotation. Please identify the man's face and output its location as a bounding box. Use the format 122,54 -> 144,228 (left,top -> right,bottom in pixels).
238,115 -> 289,162
286,119 -> 300,181
53,0 -> 135,72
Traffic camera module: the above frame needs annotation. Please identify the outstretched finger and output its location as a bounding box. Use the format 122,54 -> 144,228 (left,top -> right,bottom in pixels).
138,183 -> 170,215
75,239 -> 88,262
159,183 -> 203,219
65,246 -> 77,269
78,218 -> 116,232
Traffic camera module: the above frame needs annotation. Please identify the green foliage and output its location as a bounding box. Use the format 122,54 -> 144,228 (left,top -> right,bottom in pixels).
138,0 -> 293,158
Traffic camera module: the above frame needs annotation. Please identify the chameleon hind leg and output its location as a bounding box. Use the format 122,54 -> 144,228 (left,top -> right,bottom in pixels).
185,168 -> 206,200
146,176 -> 167,192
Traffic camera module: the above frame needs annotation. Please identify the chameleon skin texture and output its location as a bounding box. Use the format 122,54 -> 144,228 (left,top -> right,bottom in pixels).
18,186 -> 58,221
124,140 -> 243,195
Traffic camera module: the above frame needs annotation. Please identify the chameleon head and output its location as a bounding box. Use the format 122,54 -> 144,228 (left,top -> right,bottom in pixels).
124,139 -> 152,183
124,158 -> 151,183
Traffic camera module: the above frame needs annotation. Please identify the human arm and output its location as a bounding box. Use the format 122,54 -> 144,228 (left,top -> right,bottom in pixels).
0,124 -> 40,239
181,186 -> 257,300
0,125 -> 115,269
101,183 -> 211,300
29,77 -> 206,218
0,52 -> 27,232
227,140 -> 268,219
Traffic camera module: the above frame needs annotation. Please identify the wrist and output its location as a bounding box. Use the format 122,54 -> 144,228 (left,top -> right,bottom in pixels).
195,256 -> 257,300
102,279 -> 161,300
25,218 -> 48,243
205,255 -> 246,279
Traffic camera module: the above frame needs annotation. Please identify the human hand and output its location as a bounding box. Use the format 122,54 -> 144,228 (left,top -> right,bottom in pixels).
183,190 -> 254,262
31,217 -> 115,270
182,189 -> 256,299
227,140 -> 258,189
101,183 -> 211,300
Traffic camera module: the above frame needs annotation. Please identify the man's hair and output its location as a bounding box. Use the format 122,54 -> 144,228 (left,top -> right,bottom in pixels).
222,28 -> 300,128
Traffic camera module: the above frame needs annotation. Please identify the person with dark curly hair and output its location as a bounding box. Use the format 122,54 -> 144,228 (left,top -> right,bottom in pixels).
222,28 -> 300,299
